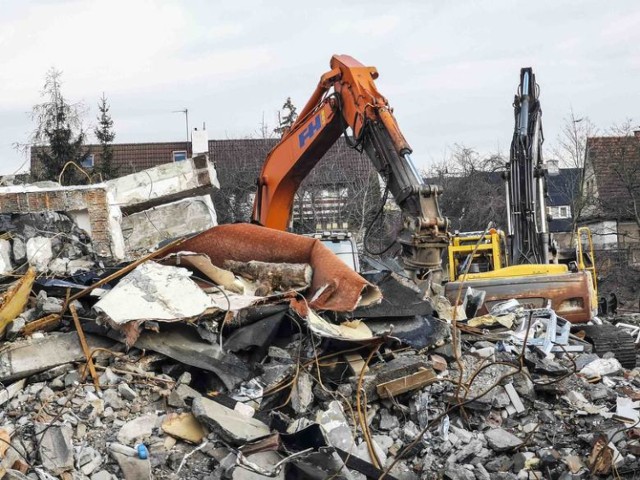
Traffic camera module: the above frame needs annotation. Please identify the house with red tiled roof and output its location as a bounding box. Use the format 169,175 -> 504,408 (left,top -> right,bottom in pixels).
581,131 -> 640,260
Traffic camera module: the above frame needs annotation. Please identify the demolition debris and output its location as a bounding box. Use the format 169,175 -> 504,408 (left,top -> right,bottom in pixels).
1,166 -> 640,479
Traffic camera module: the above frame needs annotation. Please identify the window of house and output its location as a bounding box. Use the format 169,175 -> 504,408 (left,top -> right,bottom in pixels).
81,154 -> 94,169
172,151 -> 188,162
558,206 -> 570,218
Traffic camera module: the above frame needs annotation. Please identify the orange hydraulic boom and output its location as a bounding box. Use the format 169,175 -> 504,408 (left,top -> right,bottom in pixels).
252,55 -> 449,277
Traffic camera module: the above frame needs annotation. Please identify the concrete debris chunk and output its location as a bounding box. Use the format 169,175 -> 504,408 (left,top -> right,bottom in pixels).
117,382 -> 137,401
38,425 -> 74,474
379,409 -> 400,431
94,262 -> 216,344
0,332 -> 112,382
0,239 -> 12,274
316,400 -> 355,452
291,371 -> 314,413
109,451 -> 151,480
116,414 -> 157,446
485,428 -> 523,452
26,237 -> 53,272
192,396 -> 270,445
579,357 -> 622,378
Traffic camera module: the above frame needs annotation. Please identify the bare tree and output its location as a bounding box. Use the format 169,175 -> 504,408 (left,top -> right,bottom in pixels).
291,141 -> 382,239
554,110 -> 597,169
553,110 -> 598,233
211,139 -> 274,224
426,145 -> 507,233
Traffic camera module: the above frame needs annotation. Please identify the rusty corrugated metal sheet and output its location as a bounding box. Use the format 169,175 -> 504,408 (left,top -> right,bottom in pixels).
168,224 -> 380,312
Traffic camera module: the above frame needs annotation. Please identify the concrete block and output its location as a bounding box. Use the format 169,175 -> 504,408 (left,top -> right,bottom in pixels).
120,195 -> 217,254
0,239 -> 12,274
106,157 -> 219,210
26,237 -> 53,272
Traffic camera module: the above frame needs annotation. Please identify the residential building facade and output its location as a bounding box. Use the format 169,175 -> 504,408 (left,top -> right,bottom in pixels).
580,132 -> 640,262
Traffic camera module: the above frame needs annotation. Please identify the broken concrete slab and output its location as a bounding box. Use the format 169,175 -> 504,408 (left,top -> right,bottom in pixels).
485,428 -> 523,452
121,195 -> 217,255
192,396 -> 270,445
109,451 -> 151,480
316,401 -> 355,453
0,157 -> 219,261
0,332 -> 113,382
0,379 -> 25,406
116,414 -> 157,446
94,262 -> 216,345
132,325 -> 251,390
106,156 -> 219,212
38,424 -> 74,474
95,261 -> 215,322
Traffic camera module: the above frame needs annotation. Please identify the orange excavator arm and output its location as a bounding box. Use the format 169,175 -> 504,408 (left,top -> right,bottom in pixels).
252,55 -> 449,275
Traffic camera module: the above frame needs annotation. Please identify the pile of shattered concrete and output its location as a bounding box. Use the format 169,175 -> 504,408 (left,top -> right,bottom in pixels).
2,169 -> 640,479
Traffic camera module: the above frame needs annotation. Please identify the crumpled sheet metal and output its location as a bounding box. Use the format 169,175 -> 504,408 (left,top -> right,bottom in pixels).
167,224 -> 381,312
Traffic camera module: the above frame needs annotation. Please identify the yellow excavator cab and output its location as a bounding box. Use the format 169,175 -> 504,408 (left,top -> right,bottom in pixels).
447,230 -> 507,281
448,229 -> 569,281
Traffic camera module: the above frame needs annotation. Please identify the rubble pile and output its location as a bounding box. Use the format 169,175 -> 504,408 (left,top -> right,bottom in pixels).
0,212 -> 96,276
0,221 -> 640,479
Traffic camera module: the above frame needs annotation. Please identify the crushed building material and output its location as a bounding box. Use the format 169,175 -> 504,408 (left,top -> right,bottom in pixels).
3,187 -> 640,478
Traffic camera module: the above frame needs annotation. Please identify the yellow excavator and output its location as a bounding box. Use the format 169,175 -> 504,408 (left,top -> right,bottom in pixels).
444,68 -> 636,368
445,68 -> 597,323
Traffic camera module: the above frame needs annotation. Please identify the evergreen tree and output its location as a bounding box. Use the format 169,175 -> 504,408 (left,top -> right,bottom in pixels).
273,97 -> 298,136
94,93 -> 117,179
31,68 -> 89,185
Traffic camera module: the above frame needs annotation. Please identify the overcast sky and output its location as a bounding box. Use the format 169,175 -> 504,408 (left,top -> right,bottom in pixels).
1,0 -> 638,175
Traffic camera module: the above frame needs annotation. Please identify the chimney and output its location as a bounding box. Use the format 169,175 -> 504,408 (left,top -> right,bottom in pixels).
546,159 -> 560,176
